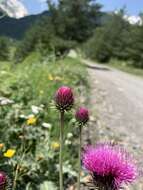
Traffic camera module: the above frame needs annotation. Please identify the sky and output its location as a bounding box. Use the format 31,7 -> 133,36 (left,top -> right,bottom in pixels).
22,0 -> 143,16
22,0 -> 48,15
98,0 -> 143,15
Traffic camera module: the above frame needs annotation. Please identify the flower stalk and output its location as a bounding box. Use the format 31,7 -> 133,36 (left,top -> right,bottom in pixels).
54,86 -> 74,190
12,125 -> 26,190
75,107 -> 89,190
77,124 -> 82,190
59,111 -> 64,190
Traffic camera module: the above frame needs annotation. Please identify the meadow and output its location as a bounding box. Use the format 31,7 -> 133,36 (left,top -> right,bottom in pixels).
0,52 -> 88,189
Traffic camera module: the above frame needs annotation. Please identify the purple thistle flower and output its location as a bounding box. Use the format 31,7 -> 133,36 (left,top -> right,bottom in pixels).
82,143 -> 138,190
0,171 -> 7,190
55,86 -> 74,111
75,107 -> 89,125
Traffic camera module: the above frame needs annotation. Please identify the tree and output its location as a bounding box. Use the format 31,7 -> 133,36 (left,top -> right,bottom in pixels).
47,0 -> 102,43
84,10 -> 131,62
127,22 -> 143,68
15,0 -> 102,61
0,36 -> 9,60
84,27 -> 111,62
15,15 -> 76,62
15,16 -> 55,62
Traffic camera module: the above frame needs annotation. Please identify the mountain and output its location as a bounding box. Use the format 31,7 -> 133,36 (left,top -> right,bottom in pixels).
0,11 -> 49,40
0,0 -> 28,18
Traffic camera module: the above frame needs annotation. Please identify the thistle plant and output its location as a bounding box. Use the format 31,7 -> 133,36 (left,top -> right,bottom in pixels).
55,86 -> 74,190
0,171 -> 10,190
75,107 -> 89,190
82,143 -> 138,190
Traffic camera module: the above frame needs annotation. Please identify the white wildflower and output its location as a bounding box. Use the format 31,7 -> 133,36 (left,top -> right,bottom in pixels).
42,123 -> 52,129
19,114 -> 27,119
67,133 -> 73,139
31,105 -> 43,114
0,97 -> 14,106
65,140 -> 71,145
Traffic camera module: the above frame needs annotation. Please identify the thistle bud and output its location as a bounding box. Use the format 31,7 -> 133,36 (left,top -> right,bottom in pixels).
55,86 -> 74,111
0,171 -> 7,190
75,107 -> 89,125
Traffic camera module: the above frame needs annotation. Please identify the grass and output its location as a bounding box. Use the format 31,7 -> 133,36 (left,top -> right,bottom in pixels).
0,52 -> 88,138
109,59 -> 143,77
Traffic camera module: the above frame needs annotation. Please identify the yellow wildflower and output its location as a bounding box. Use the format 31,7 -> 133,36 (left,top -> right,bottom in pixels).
27,116 -> 37,125
55,76 -> 63,81
0,143 -> 4,149
4,149 -> 16,158
48,74 -> 54,81
39,90 -> 44,95
51,142 -> 60,150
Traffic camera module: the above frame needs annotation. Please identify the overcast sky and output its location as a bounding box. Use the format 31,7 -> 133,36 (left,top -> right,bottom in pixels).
22,0 -> 143,16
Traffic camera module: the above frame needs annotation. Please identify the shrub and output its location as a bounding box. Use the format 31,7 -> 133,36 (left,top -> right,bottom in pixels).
83,27 -> 111,63
14,16 -> 76,62
0,36 -> 10,61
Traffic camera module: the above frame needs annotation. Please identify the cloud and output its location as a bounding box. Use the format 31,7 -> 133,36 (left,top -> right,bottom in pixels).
37,0 -> 47,3
124,15 -> 142,25
114,10 -> 142,25
0,0 -> 28,18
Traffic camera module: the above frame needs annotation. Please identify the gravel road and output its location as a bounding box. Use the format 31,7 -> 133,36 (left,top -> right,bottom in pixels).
83,60 -> 143,189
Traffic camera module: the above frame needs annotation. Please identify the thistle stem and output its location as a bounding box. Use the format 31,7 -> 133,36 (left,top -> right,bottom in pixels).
13,164 -> 19,190
13,125 -> 26,190
78,124 -> 82,190
60,111 -> 64,190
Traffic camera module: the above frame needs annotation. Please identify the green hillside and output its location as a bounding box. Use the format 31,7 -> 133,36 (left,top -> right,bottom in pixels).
0,11 -> 49,39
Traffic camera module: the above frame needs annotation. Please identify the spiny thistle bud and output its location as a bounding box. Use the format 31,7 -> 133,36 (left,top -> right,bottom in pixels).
82,143 -> 138,190
75,107 -> 89,125
0,171 -> 7,190
55,86 -> 74,111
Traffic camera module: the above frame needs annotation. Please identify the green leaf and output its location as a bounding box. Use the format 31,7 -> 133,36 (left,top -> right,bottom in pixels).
40,181 -> 57,190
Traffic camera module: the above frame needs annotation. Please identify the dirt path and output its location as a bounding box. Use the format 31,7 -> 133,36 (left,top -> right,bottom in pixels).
83,60 -> 143,189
